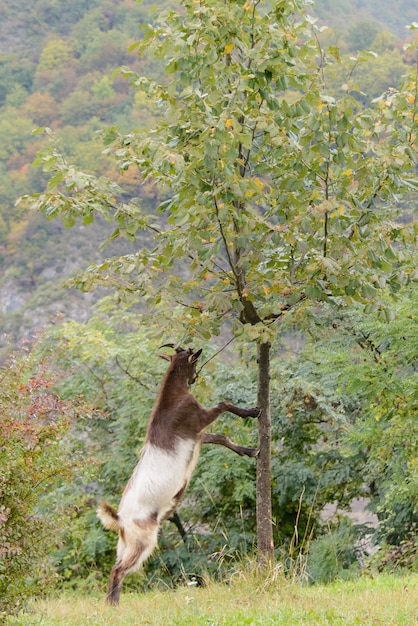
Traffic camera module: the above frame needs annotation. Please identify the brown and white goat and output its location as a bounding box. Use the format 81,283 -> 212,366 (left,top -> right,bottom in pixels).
97,346 -> 259,605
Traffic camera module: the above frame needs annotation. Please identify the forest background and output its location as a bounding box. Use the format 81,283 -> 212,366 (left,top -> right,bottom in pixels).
0,0 -> 417,619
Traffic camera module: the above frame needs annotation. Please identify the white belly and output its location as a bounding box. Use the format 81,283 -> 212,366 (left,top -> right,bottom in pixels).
118,438 -> 200,522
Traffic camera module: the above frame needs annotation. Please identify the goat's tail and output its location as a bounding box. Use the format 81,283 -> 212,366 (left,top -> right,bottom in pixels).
97,502 -> 120,531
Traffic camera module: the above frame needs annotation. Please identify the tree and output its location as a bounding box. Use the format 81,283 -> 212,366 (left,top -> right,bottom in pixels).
26,0 -> 417,566
346,20 -> 381,52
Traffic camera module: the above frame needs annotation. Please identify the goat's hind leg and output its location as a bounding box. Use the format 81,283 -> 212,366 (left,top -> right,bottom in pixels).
107,561 -> 126,606
106,525 -> 158,606
106,545 -> 154,606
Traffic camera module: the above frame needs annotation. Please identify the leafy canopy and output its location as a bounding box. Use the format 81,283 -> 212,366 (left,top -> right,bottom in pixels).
26,0 -> 418,347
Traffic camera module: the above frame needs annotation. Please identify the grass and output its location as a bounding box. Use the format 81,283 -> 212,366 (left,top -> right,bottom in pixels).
7,572 -> 418,626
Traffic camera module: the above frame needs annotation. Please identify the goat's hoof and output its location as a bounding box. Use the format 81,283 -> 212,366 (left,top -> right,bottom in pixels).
237,446 -> 259,457
106,595 -> 120,607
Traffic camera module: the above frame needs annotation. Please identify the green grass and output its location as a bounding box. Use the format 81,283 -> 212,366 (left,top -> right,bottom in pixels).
7,572 -> 418,626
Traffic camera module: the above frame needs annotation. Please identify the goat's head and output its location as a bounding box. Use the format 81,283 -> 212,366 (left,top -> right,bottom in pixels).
159,346 -> 203,385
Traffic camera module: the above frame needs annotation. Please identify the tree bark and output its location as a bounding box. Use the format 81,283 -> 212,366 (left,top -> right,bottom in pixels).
256,340 -> 275,565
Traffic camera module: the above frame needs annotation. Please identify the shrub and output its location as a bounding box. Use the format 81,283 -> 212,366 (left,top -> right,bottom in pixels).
0,341 -> 79,617
306,518 -> 360,584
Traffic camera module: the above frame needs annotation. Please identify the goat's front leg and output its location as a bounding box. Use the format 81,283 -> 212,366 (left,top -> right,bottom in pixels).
202,433 -> 259,457
218,401 -> 260,419
199,401 -> 260,430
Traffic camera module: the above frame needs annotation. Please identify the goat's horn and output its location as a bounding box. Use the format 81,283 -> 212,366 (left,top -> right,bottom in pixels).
159,343 -> 188,354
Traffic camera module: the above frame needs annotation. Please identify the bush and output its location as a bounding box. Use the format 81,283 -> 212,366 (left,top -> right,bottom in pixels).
306,518 -> 360,584
374,532 -> 418,573
0,341 -> 80,617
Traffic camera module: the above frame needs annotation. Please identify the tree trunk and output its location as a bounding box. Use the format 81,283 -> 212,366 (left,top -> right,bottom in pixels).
256,340 -> 275,565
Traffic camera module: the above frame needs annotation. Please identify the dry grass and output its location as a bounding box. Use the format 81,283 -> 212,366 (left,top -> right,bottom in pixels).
8,572 -> 418,626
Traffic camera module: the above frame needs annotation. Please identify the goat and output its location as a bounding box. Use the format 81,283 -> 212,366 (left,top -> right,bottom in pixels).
97,346 -> 259,605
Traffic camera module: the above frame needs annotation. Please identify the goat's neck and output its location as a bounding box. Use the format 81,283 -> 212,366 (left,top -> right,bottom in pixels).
159,368 -> 190,399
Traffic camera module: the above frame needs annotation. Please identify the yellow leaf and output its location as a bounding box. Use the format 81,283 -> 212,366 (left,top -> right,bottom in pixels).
330,205 -> 345,218
225,118 -> 234,129
224,43 -> 234,54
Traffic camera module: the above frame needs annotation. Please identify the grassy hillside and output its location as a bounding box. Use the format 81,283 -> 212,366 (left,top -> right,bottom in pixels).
9,572 -> 418,626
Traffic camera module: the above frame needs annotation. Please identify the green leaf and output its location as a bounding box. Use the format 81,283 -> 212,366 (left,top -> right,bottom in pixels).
305,284 -> 325,300
82,213 -> 94,226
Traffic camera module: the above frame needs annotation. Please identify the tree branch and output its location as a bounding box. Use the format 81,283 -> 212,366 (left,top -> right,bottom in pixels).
114,356 -> 151,389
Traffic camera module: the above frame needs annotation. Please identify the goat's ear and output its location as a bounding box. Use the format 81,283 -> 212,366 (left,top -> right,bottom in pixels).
189,348 -> 203,363
158,353 -> 172,362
